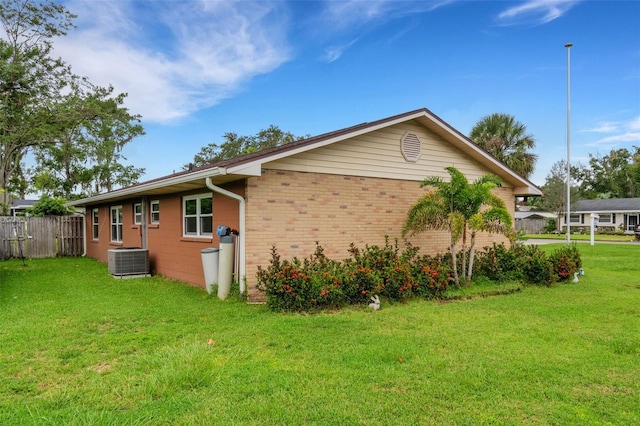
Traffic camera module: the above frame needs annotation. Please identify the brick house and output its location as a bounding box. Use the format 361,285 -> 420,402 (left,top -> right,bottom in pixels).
68,108 -> 542,300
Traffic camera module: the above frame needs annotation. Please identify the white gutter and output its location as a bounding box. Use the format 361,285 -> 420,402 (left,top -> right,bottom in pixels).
67,166 -> 226,207
205,177 -> 246,295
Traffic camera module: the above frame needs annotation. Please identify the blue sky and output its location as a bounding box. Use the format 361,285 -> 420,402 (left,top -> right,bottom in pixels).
55,0 -> 640,186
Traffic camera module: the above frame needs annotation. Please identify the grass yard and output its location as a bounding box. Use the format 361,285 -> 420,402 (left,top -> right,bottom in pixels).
1,244 -> 639,425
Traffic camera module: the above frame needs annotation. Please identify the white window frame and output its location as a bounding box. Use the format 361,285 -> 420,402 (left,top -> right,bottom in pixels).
598,213 -> 612,224
183,194 -> 213,237
133,203 -> 142,225
569,214 -> 582,224
92,208 -> 99,240
150,200 -> 160,224
111,205 -> 123,242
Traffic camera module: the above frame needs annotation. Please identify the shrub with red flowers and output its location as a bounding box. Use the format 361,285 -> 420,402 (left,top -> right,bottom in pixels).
340,262 -> 382,305
548,244 -> 582,282
256,238 -> 584,312
412,255 -> 451,299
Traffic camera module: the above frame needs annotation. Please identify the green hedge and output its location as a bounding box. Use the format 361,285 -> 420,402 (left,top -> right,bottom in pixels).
257,240 -> 583,312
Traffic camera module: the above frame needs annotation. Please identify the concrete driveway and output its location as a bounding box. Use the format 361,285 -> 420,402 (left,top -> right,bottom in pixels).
523,238 -> 638,245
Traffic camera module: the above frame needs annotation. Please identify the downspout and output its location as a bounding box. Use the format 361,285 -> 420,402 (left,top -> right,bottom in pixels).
81,210 -> 87,256
141,196 -> 148,249
205,177 -> 246,295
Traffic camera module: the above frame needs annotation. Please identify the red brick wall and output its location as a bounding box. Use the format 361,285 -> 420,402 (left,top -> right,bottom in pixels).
84,181 -> 243,289
244,169 -> 514,296
86,203 -> 143,263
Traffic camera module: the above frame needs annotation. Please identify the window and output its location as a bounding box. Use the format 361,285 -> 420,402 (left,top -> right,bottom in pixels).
133,203 -> 142,225
150,200 -> 160,224
569,214 -> 582,224
599,213 -> 612,224
92,208 -> 99,240
183,194 -> 212,237
111,206 -> 123,242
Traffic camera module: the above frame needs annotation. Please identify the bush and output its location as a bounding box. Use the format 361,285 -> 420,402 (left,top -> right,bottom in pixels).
256,239 -> 582,313
346,238 -> 418,302
255,245 -> 344,312
543,218 -> 557,233
548,244 -> 582,282
256,239 -> 452,312
412,254 -> 451,299
28,194 -> 73,216
474,243 -> 522,282
514,245 -> 554,285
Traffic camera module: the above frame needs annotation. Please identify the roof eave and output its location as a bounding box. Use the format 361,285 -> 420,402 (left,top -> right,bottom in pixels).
67,167 -> 227,207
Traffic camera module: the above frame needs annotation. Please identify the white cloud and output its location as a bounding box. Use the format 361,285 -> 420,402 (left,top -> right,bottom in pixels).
321,0 -> 454,29
591,132 -> 640,145
55,0 -> 290,123
497,0 -> 582,26
314,0 -> 456,60
323,39 -> 359,63
585,115 -> 640,146
585,122 -> 621,133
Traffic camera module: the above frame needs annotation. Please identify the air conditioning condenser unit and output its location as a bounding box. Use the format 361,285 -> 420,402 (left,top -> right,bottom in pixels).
108,248 -> 150,277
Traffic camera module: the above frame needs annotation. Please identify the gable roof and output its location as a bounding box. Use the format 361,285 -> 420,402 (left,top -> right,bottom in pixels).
515,211 -> 556,220
68,108 -> 542,207
10,199 -> 38,209
573,198 -> 640,213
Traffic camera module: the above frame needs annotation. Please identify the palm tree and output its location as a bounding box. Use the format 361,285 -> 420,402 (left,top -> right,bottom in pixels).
403,167 -> 513,286
470,113 -> 537,179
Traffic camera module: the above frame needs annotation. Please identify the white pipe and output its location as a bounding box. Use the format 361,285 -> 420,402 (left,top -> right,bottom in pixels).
205,177 -> 246,295
81,211 -> 87,257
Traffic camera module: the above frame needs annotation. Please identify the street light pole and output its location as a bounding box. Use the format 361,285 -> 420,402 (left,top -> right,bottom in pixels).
565,42 -> 573,245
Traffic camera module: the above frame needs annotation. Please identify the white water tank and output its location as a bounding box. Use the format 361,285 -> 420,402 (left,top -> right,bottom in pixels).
217,235 -> 234,300
200,248 -> 220,294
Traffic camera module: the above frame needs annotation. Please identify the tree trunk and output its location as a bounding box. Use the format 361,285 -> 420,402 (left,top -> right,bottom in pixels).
450,237 -> 459,287
461,228 -> 467,287
467,235 -> 477,287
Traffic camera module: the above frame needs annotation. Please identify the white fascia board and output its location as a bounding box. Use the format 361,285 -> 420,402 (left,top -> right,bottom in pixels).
514,186 -> 544,196
226,162 -> 262,176
67,167 -> 226,207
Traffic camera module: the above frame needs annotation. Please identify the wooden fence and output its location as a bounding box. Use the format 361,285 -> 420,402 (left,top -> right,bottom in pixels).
515,218 -> 546,234
0,216 -> 84,260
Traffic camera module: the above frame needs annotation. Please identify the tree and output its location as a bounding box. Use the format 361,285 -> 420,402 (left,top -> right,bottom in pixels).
403,167 -> 512,287
539,160 -> 581,232
469,113 -> 537,178
186,125 -> 304,168
27,193 -> 71,216
26,87 -> 144,198
578,147 -> 639,199
82,89 -> 146,194
0,0 -> 78,208
1,1 -> 146,204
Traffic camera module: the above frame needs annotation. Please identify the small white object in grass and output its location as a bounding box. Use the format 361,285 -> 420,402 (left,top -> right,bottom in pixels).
368,295 -> 380,310
572,272 -> 579,283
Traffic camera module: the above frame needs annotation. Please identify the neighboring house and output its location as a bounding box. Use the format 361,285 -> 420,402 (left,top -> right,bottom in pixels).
9,199 -> 37,217
68,108 -> 542,301
515,211 -> 556,234
559,198 -> 640,233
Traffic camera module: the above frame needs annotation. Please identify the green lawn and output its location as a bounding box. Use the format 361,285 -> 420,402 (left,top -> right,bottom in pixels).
1,245 -> 639,425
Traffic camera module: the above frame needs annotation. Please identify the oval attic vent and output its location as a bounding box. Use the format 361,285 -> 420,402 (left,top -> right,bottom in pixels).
401,132 -> 422,162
